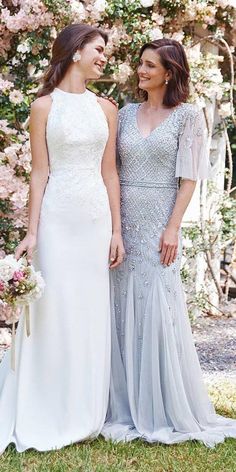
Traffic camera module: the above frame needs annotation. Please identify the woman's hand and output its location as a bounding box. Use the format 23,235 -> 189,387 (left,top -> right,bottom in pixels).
158,225 -> 179,266
15,234 -> 37,263
100,95 -> 118,108
109,232 -> 125,269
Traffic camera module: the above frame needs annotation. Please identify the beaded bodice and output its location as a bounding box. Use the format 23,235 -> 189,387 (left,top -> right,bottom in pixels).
116,101 -> 208,275
118,102 -> 202,188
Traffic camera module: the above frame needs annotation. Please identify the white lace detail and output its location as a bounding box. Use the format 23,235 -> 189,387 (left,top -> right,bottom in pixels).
42,88 -> 110,220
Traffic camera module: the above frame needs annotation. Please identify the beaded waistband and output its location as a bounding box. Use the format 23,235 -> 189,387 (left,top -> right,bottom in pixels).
120,179 -> 178,189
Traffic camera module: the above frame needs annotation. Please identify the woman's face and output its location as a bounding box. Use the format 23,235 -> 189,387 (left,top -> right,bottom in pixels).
77,36 -> 107,79
137,48 -> 169,92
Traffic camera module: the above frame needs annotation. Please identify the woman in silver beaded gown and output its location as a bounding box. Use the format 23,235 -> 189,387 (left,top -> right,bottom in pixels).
102,39 -> 236,447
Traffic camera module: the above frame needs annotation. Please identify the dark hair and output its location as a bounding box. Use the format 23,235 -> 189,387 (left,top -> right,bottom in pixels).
137,39 -> 190,107
37,24 -> 108,97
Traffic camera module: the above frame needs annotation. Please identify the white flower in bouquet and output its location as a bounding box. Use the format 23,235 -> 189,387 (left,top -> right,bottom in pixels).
16,265 -> 45,305
0,302 -> 21,324
0,328 -> 12,347
0,302 -> 12,322
0,254 -> 20,282
0,255 -> 45,307
0,255 -> 45,369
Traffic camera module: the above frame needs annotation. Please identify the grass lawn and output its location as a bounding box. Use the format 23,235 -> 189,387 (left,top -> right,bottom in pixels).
1,382 -> 236,472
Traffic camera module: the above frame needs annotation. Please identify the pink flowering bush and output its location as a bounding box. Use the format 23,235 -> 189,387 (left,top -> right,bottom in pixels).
0,0 -> 235,317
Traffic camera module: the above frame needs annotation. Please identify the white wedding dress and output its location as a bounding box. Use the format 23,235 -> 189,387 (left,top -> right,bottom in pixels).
0,88 -> 112,452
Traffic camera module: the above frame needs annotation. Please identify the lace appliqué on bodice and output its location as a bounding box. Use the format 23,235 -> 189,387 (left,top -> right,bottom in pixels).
41,88 -> 109,221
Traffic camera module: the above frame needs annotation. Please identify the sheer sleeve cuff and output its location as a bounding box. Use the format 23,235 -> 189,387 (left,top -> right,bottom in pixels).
175,106 -> 209,181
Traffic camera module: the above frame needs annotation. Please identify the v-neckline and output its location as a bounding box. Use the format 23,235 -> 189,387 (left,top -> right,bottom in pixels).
134,103 -> 182,139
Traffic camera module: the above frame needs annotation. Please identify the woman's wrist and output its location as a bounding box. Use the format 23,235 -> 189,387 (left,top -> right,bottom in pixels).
112,229 -> 122,236
166,221 -> 181,232
27,229 -> 37,238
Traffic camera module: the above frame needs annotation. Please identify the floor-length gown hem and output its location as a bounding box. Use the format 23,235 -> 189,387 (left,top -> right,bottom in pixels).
102,102 -> 236,448
0,88 -> 112,453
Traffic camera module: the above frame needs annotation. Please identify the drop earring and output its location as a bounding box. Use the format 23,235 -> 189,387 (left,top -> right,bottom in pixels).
165,79 -> 168,85
73,51 -> 81,62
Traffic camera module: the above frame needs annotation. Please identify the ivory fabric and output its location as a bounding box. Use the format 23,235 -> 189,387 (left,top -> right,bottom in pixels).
0,88 -> 112,453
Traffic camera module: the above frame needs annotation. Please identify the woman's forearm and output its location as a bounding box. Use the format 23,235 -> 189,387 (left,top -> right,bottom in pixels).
103,171 -> 122,234
167,180 -> 196,230
27,170 -> 48,236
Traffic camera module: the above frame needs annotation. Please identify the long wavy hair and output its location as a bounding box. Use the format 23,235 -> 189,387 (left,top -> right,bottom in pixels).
137,39 -> 190,107
37,24 -> 108,97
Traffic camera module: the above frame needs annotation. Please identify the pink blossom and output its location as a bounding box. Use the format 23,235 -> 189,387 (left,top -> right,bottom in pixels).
0,304 -> 21,323
0,281 -> 5,291
0,165 -> 16,199
13,270 -> 25,281
10,180 -> 29,210
0,120 -> 17,135
12,208 -> 28,228
1,4 -> 53,33
0,25 -> 12,59
0,250 -> 6,259
0,78 -> 14,93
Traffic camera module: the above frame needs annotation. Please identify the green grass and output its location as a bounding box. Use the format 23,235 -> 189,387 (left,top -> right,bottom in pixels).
1,435 -> 236,472
0,383 -> 236,472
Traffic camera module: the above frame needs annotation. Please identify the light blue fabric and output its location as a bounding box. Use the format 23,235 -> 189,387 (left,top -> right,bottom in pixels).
102,103 -> 236,447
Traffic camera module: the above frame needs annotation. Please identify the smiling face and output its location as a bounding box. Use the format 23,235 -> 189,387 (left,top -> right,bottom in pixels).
76,35 -> 107,80
138,48 -> 170,92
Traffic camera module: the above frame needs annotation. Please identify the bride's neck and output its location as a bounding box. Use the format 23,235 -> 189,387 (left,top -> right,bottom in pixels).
58,66 -> 87,94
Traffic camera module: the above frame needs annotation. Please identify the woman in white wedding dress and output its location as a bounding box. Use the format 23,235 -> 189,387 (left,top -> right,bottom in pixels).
0,24 -> 124,453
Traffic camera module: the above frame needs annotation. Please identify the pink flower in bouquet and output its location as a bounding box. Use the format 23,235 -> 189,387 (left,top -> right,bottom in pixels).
13,270 -> 25,282
0,281 -> 5,292
0,303 -> 21,324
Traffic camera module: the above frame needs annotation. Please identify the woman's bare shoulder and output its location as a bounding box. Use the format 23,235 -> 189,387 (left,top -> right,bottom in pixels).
31,95 -> 52,115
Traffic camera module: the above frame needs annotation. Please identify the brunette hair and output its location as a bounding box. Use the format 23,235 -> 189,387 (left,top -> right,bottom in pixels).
137,39 -> 190,107
37,24 -> 108,97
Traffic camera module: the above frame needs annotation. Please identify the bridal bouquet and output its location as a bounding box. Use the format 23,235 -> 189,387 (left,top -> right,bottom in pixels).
0,254 -> 45,369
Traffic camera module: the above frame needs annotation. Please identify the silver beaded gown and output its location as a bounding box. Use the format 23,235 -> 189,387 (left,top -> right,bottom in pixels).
102,103 -> 236,447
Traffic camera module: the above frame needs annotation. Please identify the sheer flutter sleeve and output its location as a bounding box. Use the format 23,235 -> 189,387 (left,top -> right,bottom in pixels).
175,106 -> 209,181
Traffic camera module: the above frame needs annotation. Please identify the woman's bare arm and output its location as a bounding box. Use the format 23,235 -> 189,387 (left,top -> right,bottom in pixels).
159,180 -> 196,266
15,96 -> 51,261
98,97 -> 125,268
